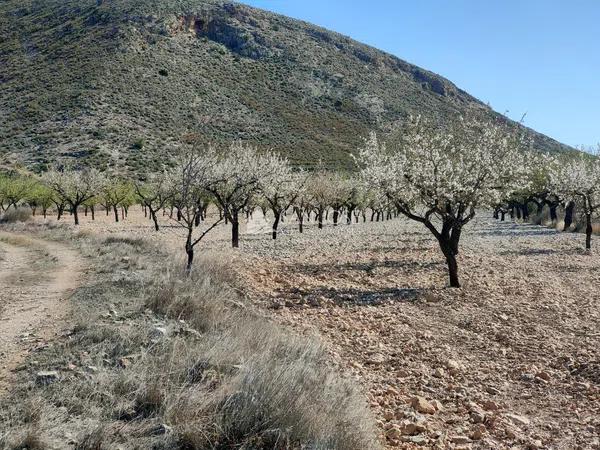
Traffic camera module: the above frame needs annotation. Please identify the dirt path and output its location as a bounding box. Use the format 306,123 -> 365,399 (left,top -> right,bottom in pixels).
0,233 -> 84,392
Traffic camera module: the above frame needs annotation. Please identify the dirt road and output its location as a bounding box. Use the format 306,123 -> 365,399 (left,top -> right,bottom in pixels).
0,233 -> 83,392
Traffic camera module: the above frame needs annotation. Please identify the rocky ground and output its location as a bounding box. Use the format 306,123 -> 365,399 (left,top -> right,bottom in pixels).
34,210 -> 600,449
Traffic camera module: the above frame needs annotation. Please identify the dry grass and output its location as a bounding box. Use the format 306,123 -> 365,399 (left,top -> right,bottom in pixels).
530,205 -> 600,235
0,232 -> 35,247
0,230 -> 380,449
0,207 -> 32,224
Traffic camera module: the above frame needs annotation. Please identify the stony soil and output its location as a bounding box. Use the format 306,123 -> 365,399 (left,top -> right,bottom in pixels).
32,210 -> 600,449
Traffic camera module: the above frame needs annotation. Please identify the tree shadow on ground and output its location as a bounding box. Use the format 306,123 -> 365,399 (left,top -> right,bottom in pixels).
499,248 -> 558,256
290,259 -> 443,277
286,285 -> 423,307
477,225 -> 558,237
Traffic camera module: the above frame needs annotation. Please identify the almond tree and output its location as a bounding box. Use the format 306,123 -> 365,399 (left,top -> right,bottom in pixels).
357,115 -> 527,288
101,179 -> 133,223
550,154 -> 600,251
327,173 -> 352,226
135,172 -> 172,231
168,146 -> 222,270
205,141 -> 272,248
42,167 -> 106,225
26,181 -> 54,217
258,152 -> 305,239
0,175 -> 32,210
305,171 -> 334,229
292,183 -> 312,233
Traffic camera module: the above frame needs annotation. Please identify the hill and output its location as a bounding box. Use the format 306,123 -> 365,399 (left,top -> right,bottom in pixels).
0,0 -> 575,173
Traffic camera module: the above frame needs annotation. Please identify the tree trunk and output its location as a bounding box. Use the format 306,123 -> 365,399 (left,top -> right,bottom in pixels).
439,239 -> 460,288
84,206 -> 88,217
522,203 -> 529,220
564,202 -> 574,231
73,205 -> 80,225
450,226 -> 462,255
91,205 -> 95,221
231,211 -> 240,248
186,233 -> 194,272
113,205 -> 119,222
332,209 -> 339,226
318,210 -> 323,229
500,211 -> 506,221
549,204 -> 558,222
295,209 -> 304,233
516,207 -> 522,220
586,212 -> 592,251
151,210 -> 160,231
272,212 -> 280,240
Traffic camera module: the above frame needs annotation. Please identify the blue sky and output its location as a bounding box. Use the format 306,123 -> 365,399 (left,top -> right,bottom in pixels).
242,0 -> 600,149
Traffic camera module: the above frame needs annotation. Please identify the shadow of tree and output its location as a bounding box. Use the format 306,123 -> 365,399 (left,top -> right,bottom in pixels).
290,259 -> 443,277
285,285 -> 423,307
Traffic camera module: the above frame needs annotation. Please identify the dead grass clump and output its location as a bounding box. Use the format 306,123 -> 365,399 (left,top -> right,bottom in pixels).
146,265 -> 237,333
74,427 -> 107,450
0,207 -> 32,224
103,235 -> 146,247
139,256 -> 379,448
1,428 -> 47,450
182,322 -> 379,450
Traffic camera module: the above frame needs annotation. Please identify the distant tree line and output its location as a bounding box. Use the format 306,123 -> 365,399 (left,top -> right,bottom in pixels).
1,116 -> 597,288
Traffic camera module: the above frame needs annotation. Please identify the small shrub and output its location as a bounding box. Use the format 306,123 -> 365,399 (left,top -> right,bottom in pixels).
131,139 -> 145,150
0,207 -> 32,224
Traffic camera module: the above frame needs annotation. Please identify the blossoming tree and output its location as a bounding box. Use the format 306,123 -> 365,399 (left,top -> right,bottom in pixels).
550,153 -> 600,251
357,115 -> 527,287
42,166 -> 106,225
205,141 -> 273,248
167,145 -> 222,270
258,152 -> 305,239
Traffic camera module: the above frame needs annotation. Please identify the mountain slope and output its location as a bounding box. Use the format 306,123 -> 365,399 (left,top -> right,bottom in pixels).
0,0 -> 575,172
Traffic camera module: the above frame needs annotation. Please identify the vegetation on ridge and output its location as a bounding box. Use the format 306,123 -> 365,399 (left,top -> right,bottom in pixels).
0,0 -> 575,173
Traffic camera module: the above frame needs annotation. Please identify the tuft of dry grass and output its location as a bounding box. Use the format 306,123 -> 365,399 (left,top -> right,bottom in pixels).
0,207 -> 32,224
1,428 -> 48,450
